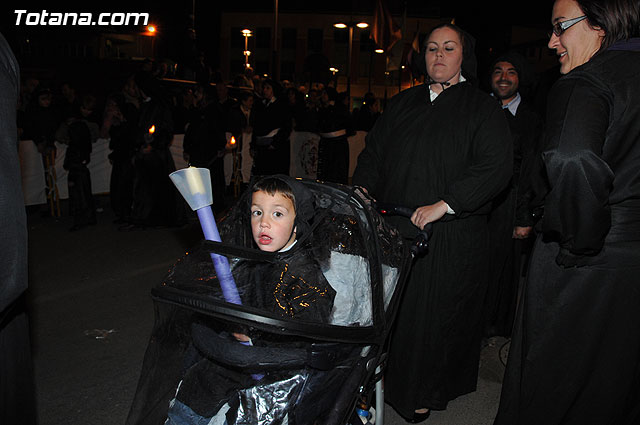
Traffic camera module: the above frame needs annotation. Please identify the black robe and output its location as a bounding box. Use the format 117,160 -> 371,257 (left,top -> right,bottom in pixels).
353,82 -> 512,414
252,97 -> 291,176
183,102 -> 227,212
130,100 -> 185,227
494,41 -> 640,425
484,100 -> 543,337
316,101 -> 352,184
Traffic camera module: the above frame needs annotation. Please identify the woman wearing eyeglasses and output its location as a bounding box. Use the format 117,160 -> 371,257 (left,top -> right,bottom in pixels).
494,0 -> 640,424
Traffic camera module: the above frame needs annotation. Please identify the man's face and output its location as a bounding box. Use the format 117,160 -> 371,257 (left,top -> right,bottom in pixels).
262,83 -> 274,100
491,61 -> 519,104
241,96 -> 254,109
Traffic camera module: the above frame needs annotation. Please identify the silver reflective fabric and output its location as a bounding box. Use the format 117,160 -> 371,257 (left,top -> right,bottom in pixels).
236,374 -> 306,425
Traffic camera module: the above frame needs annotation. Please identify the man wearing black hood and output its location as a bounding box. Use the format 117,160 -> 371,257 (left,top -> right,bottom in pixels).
483,51 -> 544,337
353,24 -> 512,421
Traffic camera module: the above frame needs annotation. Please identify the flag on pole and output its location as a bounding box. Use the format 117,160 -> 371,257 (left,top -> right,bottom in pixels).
405,26 -> 421,67
371,0 -> 402,53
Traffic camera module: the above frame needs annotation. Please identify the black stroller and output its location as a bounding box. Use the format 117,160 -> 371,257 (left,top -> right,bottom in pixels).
125,180 -> 421,425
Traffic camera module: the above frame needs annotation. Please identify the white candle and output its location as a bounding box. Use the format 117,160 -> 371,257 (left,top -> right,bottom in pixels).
185,166 -> 205,195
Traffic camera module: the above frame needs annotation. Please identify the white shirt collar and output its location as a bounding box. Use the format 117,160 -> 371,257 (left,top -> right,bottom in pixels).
429,75 -> 466,102
491,91 -> 521,116
502,92 -> 521,116
279,239 -> 297,252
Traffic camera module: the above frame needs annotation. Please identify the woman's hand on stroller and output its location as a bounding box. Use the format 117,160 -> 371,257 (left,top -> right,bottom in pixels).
353,185 -> 374,207
410,200 -> 448,229
375,201 -> 434,256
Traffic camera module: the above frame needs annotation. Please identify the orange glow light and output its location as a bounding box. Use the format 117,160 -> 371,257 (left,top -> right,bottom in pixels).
230,136 -> 236,145
147,25 -> 156,34
148,125 -> 155,134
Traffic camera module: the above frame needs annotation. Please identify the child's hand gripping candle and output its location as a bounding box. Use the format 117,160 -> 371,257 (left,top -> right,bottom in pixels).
169,166 -> 241,305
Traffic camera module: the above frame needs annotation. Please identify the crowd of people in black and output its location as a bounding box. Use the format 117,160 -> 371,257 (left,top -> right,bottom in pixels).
18,63 -> 382,232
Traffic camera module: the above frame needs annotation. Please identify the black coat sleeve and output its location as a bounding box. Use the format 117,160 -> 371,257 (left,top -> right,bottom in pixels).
351,95 -> 398,195
440,103 -> 513,216
541,76 -> 613,265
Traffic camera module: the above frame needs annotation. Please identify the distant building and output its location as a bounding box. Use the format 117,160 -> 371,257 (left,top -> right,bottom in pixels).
218,11 -> 551,107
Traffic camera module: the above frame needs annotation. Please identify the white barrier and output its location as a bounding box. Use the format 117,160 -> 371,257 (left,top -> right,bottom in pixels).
19,134 -> 186,206
19,131 -> 366,206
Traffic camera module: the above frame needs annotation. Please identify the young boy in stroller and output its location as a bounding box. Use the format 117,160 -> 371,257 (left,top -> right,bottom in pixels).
126,175 -> 411,425
166,175 -> 337,424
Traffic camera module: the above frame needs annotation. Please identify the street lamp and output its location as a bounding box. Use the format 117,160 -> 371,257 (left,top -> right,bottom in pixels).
329,67 -> 339,87
242,29 -> 252,68
144,24 -> 157,59
333,21 -> 368,100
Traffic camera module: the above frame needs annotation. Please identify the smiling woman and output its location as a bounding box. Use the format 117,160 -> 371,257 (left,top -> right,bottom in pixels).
494,0 -> 640,424
547,0 -> 604,73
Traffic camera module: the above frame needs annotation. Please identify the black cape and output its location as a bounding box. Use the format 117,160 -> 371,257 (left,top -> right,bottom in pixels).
353,81 -> 512,414
494,42 -> 640,425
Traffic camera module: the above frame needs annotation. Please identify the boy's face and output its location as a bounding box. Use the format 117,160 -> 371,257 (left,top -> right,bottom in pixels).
251,190 -> 296,252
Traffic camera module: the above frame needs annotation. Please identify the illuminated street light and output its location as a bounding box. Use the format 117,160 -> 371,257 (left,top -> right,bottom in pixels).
242,29 -> 252,69
329,67 -> 339,86
144,24 -> 157,59
333,21 -> 369,99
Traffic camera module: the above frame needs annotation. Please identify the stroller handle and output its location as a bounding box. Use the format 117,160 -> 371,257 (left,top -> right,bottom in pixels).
191,323 -> 339,372
375,202 -> 433,257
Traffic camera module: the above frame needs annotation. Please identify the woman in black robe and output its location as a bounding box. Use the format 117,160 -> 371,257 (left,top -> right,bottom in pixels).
494,1 -> 640,424
352,24 -> 512,421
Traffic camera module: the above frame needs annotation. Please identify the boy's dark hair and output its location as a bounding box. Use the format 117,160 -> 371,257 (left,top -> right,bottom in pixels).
252,176 -> 296,212
250,175 -> 315,239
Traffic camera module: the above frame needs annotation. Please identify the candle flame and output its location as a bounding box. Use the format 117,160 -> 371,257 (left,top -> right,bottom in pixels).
230,136 -> 236,145
148,125 -> 155,134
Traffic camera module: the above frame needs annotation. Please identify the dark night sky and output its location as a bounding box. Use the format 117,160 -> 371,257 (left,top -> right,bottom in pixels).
2,0 -> 554,35
0,0 -> 555,84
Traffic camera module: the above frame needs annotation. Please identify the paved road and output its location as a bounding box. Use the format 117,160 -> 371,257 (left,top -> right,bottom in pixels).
27,196 -> 507,425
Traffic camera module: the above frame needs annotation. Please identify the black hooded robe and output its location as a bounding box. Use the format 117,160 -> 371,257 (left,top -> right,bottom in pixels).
484,100 -> 543,337
353,82 -> 512,414
494,41 -> 640,425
